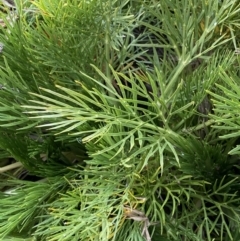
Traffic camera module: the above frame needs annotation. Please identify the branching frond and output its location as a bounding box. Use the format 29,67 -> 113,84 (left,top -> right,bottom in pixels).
0,0 -> 239,240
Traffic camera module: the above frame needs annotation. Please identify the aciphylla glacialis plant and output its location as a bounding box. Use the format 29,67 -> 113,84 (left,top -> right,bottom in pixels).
0,0 -> 240,241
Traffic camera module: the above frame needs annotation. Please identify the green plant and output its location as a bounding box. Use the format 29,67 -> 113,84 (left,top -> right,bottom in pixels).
0,0 -> 240,240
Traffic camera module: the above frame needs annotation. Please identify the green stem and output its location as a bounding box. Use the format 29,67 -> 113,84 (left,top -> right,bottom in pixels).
164,56 -> 190,98
185,119 -> 215,133
185,113 -> 231,132
104,4 -> 115,99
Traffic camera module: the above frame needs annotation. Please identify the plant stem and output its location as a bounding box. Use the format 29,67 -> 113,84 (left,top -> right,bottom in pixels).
0,162 -> 23,173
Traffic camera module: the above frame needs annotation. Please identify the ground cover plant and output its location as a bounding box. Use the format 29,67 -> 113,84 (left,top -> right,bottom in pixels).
0,0 -> 240,240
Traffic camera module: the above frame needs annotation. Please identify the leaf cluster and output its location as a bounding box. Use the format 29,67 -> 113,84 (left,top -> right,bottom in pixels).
0,0 -> 240,241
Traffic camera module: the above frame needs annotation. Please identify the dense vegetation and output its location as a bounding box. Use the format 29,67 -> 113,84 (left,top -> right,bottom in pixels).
0,0 -> 240,240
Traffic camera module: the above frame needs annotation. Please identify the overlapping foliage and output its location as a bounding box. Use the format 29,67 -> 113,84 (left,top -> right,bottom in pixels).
0,0 -> 240,240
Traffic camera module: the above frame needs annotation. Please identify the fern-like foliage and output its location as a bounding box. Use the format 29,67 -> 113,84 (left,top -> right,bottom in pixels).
0,0 -> 240,241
